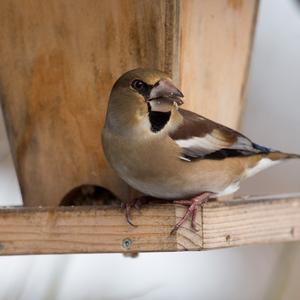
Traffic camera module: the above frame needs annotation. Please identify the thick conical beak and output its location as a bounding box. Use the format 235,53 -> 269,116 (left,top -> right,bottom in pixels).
148,79 -> 184,105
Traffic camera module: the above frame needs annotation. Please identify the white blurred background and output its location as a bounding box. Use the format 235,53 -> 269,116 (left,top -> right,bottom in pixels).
0,0 -> 300,299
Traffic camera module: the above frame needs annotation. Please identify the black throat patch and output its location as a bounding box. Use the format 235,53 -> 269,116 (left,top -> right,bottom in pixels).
148,106 -> 171,133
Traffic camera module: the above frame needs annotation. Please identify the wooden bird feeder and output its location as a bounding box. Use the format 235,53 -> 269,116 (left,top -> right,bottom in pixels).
0,0 -> 299,256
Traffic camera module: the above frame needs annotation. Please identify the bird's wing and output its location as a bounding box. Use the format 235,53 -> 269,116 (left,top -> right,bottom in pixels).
169,109 -> 271,161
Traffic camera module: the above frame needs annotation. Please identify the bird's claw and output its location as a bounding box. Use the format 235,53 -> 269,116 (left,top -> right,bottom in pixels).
123,196 -> 152,227
170,192 -> 211,234
124,201 -> 137,227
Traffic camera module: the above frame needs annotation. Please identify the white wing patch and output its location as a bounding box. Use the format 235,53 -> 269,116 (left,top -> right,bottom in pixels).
175,135 -> 228,154
175,134 -> 255,157
245,158 -> 280,178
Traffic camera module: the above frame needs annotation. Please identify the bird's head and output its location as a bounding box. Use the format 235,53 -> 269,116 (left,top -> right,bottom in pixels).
109,68 -> 183,110
105,68 -> 184,134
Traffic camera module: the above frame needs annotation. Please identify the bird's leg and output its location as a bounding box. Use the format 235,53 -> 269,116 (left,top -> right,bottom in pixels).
171,192 -> 211,234
123,196 -> 155,227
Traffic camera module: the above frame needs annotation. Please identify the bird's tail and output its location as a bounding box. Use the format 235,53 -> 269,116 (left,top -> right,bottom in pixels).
267,151 -> 300,161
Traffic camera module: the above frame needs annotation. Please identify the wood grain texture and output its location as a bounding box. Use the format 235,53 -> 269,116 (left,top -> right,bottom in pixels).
203,195 -> 300,249
0,0 -> 179,206
0,194 -> 299,255
180,0 -> 258,128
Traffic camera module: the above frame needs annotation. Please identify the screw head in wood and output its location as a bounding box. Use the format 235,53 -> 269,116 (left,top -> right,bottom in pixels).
122,238 -> 132,250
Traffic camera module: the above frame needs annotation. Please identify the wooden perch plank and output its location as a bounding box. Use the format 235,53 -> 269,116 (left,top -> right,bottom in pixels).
0,194 -> 300,255
0,205 -> 180,255
203,195 -> 300,249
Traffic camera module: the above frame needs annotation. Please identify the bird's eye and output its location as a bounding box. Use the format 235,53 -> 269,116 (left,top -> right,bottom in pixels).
131,79 -> 146,91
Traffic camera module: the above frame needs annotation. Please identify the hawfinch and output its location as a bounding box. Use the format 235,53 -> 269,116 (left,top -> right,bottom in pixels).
102,68 -> 300,233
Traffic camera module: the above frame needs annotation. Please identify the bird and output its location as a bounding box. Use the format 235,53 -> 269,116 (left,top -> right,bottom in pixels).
102,68 -> 300,233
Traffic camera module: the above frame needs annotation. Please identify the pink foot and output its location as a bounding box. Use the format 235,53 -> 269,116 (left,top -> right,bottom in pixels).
171,192 -> 212,235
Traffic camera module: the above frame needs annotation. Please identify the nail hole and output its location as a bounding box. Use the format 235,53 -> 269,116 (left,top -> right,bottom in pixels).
290,227 -> 295,237
226,234 -> 231,243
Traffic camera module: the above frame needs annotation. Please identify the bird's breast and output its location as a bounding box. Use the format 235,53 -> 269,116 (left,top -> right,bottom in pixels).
102,128 -> 246,199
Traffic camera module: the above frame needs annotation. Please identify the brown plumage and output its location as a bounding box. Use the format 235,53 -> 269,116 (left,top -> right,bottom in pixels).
102,68 -> 300,232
